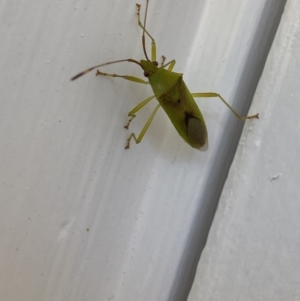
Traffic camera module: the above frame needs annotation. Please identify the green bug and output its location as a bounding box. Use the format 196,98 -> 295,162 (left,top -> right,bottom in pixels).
71,0 -> 258,150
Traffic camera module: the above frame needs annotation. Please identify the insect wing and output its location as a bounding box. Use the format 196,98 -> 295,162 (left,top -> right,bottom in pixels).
153,73 -> 208,150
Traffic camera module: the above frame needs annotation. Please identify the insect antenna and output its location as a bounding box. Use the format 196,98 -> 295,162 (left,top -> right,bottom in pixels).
142,0 -> 150,61
71,59 -> 141,81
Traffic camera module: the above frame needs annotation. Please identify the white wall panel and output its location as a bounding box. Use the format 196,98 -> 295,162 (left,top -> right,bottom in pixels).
189,0 -> 300,300
0,0 -> 286,300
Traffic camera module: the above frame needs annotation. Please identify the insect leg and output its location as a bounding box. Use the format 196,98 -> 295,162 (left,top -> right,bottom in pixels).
124,95 -> 155,129
191,92 -> 259,120
96,70 -> 148,84
128,95 -> 156,116
162,59 -> 176,71
136,3 -> 156,61
125,103 -> 160,149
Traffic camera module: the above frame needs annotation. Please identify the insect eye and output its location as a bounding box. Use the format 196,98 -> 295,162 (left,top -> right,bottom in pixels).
144,71 -> 149,77
153,61 -> 158,66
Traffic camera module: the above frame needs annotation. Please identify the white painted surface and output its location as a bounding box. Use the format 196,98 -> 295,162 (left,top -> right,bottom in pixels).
188,0 -> 300,300
0,0 -> 286,300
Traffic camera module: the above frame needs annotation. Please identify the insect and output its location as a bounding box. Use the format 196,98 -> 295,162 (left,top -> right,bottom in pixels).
71,0 -> 259,150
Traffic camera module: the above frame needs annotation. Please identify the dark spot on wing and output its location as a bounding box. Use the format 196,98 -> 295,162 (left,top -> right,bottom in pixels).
185,112 -> 207,148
